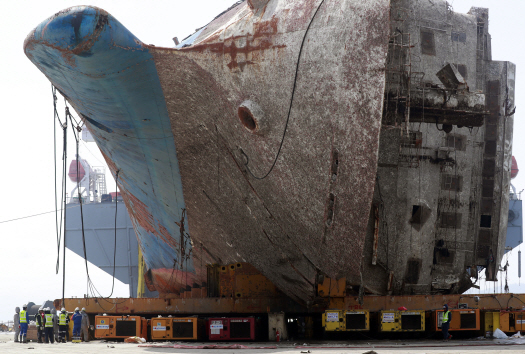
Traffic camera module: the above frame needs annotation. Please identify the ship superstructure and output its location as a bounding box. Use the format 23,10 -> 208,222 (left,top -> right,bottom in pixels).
360,3 -> 515,295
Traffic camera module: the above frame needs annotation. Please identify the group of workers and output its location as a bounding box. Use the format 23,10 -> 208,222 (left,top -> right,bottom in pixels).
14,305 -> 90,344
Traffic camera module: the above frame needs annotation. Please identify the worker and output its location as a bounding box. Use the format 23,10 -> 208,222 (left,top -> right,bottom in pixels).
442,304 -> 452,341
44,307 -> 55,344
71,307 -> 82,341
57,307 -> 70,343
81,308 -> 90,342
19,304 -> 28,343
35,307 -> 45,343
13,307 -> 20,343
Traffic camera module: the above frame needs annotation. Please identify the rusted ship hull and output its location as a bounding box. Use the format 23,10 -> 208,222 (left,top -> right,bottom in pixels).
25,0 -> 514,303
24,1 -> 390,304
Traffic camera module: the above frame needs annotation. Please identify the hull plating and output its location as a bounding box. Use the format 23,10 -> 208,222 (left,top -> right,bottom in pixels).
25,1 -> 392,304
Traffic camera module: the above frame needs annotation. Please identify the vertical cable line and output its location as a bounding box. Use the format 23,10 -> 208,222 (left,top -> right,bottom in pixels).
53,86 -> 67,275
61,97 -> 68,307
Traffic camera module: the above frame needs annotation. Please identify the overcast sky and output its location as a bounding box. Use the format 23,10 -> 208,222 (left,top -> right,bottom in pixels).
0,0 -> 524,322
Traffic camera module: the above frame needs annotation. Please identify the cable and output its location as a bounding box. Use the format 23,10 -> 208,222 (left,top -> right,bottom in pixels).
62,104 -> 69,306
53,85 -> 60,274
52,85 -> 68,275
0,205 -> 81,225
241,0 -> 327,180
80,140 -> 105,165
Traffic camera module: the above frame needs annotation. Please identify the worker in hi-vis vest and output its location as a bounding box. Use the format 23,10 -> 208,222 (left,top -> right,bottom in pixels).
34,307 -> 45,343
44,308 -> 55,344
19,304 -> 28,343
57,308 -> 70,343
442,304 -> 452,341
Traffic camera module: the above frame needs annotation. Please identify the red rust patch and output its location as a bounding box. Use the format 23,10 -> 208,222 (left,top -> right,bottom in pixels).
253,17 -> 278,38
181,17 -> 285,70
152,268 -> 200,295
119,188 -> 156,235
158,223 -> 179,250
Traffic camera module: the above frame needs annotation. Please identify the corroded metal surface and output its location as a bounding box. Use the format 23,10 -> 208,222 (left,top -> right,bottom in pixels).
150,0 -> 390,303
360,0 -> 515,296
24,1 -> 390,305
25,0 -> 515,305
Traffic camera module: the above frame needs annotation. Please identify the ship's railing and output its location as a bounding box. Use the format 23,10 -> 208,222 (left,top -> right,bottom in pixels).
67,194 -> 124,205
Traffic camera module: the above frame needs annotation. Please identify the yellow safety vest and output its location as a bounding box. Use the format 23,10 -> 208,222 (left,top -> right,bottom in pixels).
59,313 -> 67,325
20,310 -> 27,324
443,311 -> 450,322
45,314 -> 54,327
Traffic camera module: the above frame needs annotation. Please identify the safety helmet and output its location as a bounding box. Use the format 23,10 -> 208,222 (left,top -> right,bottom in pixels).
22,304 -> 27,309
61,307 -> 66,312
75,307 -> 80,312
81,308 -> 86,311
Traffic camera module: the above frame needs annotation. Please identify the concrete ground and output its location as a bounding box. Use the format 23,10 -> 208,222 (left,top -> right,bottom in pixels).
2,332 -> 525,354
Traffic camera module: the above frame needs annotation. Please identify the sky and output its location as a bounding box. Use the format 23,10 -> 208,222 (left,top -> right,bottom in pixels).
0,0 -> 524,322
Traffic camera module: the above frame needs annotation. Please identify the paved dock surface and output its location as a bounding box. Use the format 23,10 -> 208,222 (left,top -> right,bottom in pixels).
2,333 -> 525,353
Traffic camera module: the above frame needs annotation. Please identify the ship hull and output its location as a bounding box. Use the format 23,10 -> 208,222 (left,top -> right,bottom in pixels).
24,1 -> 390,304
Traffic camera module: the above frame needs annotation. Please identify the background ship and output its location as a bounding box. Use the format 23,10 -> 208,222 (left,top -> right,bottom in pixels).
25,0 -> 515,305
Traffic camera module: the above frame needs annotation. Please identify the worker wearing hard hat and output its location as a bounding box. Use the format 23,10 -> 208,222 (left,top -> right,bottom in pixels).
57,308 -> 70,343
81,308 -> 90,342
71,307 -> 82,341
44,308 -> 55,344
19,304 -> 28,343
35,307 -> 45,343
13,307 -> 20,342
